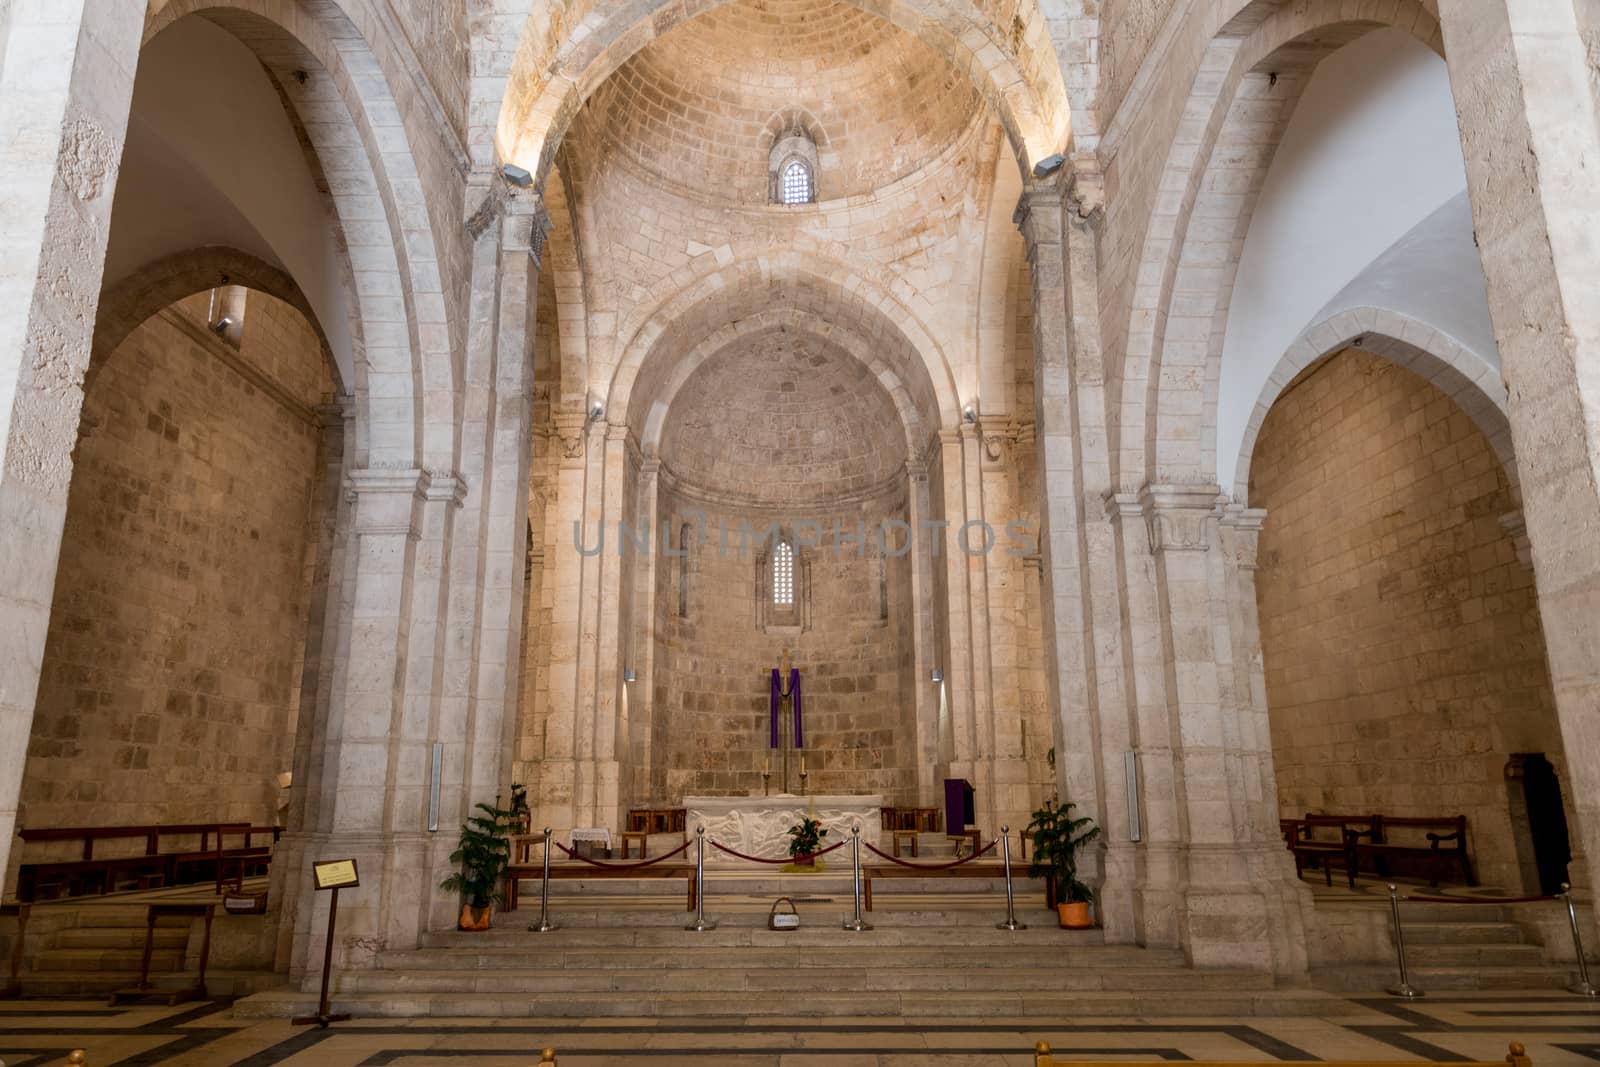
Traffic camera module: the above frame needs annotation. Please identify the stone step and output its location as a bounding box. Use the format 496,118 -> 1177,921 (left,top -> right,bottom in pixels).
53,927 -> 189,950
20,969 -> 281,998
339,966 -> 1276,995
1399,921 -> 1528,945
535,875 -> 1028,897
1405,942 -> 1547,967
232,986 -> 1354,1020
416,922 -> 1105,950
31,947 -> 187,973
1312,964 -> 1571,992
379,944 -> 1182,971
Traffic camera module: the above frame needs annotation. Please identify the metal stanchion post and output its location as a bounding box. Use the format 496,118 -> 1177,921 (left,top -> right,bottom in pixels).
686,826 -> 717,931
1384,883 -> 1423,998
843,826 -> 872,931
1561,883 -> 1598,997
997,825 -> 1025,931
529,827 -> 559,932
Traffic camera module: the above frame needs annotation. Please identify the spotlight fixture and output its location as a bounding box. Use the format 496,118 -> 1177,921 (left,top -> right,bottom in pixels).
930,668 -> 944,684
501,163 -> 534,189
623,668 -> 637,683
210,316 -> 234,337
962,403 -> 978,424
1031,153 -> 1066,178
589,400 -> 605,421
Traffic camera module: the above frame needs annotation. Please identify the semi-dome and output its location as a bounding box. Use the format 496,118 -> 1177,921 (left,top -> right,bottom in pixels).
659,327 -> 909,506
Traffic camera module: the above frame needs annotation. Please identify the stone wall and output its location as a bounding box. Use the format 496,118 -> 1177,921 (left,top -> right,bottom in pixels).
1252,348 -> 1572,892
649,486 -> 918,803
21,291 -> 332,835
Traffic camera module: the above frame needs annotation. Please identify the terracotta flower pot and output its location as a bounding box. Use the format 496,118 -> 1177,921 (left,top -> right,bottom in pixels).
458,903 -> 493,931
1057,901 -> 1092,929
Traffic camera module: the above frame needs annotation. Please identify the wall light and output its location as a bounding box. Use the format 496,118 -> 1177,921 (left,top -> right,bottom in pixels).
623,668 -> 637,683
962,403 -> 978,424
501,163 -> 534,188
589,400 -> 605,422
1031,153 -> 1065,178
930,668 -> 944,684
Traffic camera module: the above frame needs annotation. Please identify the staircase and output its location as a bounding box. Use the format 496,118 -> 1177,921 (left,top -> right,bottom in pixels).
234,898 -> 1352,1020
1314,898 -> 1574,991
25,906 -> 188,996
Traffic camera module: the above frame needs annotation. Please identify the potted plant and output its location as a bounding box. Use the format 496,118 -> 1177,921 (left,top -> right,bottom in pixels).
1026,798 -> 1101,928
440,797 -> 515,930
786,815 -> 828,867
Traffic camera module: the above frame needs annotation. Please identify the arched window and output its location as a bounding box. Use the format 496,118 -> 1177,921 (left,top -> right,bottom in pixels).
769,123 -> 820,205
773,539 -> 794,606
779,160 -> 812,205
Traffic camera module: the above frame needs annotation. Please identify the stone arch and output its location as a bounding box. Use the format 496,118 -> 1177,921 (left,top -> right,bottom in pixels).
636,308 -> 933,462
604,252 -> 960,439
484,0 -> 1072,187
1115,0 -> 1442,488
88,247 -> 338,392
1234,308 -> 1516,505
140,1 -> 458,469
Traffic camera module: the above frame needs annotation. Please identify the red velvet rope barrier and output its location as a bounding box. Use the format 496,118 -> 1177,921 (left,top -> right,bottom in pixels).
551,838 -> 693,869
709,838 -> 847,864
862,838 -> 998,869
1399,891 -> 1558,905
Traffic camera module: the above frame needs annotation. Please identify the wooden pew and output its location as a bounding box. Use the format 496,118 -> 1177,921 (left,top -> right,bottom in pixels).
1288,813 -> 1377,888
1358,814 -> 1476,887
501,862 -> 697,912
15,822 -> 280,902
1035,1041 -> 1531,1067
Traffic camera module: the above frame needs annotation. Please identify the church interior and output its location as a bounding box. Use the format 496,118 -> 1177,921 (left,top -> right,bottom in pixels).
2,0 -> 1599,1062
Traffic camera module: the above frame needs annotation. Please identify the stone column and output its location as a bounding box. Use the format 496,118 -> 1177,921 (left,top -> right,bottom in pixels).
905,458 -> 942,806
1440,0 -> 1600,895
0,1 -> 142,879
535,411 -> 589,831
1014,186 -> 1099,815
936,429 -> 981,806
1139,485 -> 1307,975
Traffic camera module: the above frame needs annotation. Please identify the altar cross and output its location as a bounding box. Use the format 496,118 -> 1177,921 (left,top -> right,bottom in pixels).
768,648 -> 805,794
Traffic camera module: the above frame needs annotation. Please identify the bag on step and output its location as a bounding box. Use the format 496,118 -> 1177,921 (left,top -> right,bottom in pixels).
767,896 -> 800,930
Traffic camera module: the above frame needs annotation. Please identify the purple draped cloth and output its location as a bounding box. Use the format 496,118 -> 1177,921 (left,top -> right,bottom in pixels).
769,668 -> 804,749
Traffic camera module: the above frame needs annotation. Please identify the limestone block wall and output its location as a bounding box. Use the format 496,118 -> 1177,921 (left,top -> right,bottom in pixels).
1252,348 -> 1573,892
649,486 -> 918,803
21,292 -> 332,835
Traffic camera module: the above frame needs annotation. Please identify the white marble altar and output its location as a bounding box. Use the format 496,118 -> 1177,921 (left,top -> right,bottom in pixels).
685,794 -> 883,863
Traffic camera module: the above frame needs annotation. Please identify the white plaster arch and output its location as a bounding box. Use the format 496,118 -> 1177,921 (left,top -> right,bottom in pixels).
1234,307 -> 1517,505
1113,0 -> 1444,489
139,1 -> 458,468
480,0 -> 1073,186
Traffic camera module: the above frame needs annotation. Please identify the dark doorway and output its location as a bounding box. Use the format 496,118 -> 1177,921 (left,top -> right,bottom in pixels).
1508,753 -> 1571,895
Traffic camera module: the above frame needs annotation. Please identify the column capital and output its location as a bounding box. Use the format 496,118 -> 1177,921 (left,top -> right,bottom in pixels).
1138,483 -> 1225,555
345,467 -> 429,539
553,412 -> 587,464
1218,502 -> 1269,570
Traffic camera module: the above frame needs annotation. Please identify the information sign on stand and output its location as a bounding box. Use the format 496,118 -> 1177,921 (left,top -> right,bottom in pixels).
292,859 -> 359,1028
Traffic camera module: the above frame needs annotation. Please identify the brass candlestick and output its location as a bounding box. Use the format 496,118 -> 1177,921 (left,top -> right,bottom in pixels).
799,770 -> 809,796
762,771 -> 771,797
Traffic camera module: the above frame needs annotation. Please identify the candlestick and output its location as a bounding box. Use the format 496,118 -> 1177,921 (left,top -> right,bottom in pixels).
762,771 -> 771,797
763,756 -> 770,774
800,754 -> 806,774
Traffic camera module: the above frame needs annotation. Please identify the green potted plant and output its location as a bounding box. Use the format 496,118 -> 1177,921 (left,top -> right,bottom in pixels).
1026,798 -> 1101,928
786,815 -> 828,867
441,797 -> 516,930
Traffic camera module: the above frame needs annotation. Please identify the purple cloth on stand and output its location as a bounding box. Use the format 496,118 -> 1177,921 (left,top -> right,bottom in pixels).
769,669 -> 781,748
791,668 -> 803,749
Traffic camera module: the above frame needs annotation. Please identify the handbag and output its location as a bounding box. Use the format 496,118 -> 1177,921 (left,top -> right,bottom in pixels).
767,896 -> 801,930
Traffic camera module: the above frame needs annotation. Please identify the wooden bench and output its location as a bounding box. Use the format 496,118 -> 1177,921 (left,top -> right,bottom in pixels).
862,861 -> 1005,911
1035,1041 -> 1531,1067
1286,813 -> 1377,889
1358,814 -> 1476,887
15,822 -> 280,902
502,863 -> 697,912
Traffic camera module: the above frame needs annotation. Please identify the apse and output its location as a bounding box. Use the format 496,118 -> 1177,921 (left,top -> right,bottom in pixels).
644,327 -> 918,804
